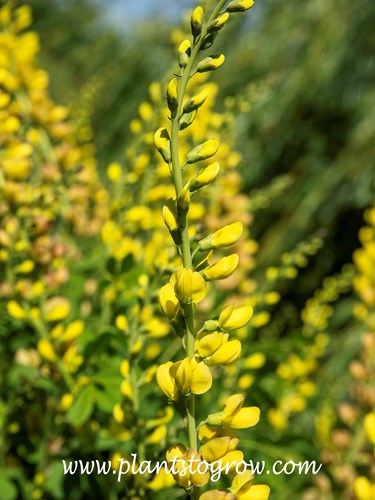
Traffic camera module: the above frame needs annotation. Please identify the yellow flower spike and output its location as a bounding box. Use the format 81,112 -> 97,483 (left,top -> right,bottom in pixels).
364,412 -> 375,444
191,162 -> 220,190
177,182 -> 191,212
183,88 -> 209,114
196,332 -> 224,358
162,198 -> 179,232
197,54 -> 225,73
227,0 -> 255,13
159,283 -> 181,320
157,362 -> 179,401
154,127 -> 171,164
7,300 -> 26,320
191,6 -> 204,38
207,339 -> 242,366
178,39 -> 191,68
208,12 -> 230,32
219,305 -> 253,330
199,222 -> 243,251
175,357 -> 193,394
37,339 -> 56,363
203,254 -> 239,281
186,139 -> 219,164
167,77 -> 178,114
190,357 -> 213,394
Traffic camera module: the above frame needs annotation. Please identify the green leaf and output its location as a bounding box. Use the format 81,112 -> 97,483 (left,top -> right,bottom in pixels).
0,470 -> 17,500
67,386 -> 94,426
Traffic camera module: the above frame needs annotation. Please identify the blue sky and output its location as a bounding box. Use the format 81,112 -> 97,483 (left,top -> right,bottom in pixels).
92,0 -> 196,29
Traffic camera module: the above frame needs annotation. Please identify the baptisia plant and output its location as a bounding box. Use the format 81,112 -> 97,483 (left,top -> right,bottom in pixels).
154,1 -> 270,498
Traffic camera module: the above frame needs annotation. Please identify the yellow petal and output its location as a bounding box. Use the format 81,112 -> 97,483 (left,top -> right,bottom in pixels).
203,254 -> 239,281
222,394 -> 245,418
191,271 -> 207,303
175,357 -> 193,394
200,436 -> 230,462
157,362 -> 178,400
196,332 -> 224,358
190,360 -> 212,394
207,340 -> 241,366
224,407 -> 260,429
238,485 -> 270,500
219,305 -> 253,330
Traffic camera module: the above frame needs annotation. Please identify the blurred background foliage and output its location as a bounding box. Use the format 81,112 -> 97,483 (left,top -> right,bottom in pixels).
23,0 -> 375,322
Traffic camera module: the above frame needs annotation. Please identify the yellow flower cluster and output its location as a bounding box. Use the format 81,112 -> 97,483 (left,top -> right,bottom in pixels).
153,2 -> 269,498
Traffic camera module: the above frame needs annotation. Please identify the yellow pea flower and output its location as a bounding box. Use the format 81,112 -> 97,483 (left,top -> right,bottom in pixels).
186,139 -> 219,164
107,162 -> 122,182
37,339 -> 56,363
203,254 -> 239,281
219,304 -> 253,330
44,297 -> 71,322
173,268 -> 207,304
208,339 -> 241,366
7,300 -> 26,319
167,444 -> 210,489
230,469 -> 270,499
159,283 -> 181,320
200,436 -> 243,468
208,12 -> 230,31
353,476 -> 375,500
199,491 -> 235,500
157,361 -> 179,401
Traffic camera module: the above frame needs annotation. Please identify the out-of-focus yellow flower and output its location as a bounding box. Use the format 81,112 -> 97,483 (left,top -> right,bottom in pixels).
353,476 -> 375,500
37,339 -> 56,362
364,412 -> 375,445
44,297 -> 71,322
7,300 -> 26,319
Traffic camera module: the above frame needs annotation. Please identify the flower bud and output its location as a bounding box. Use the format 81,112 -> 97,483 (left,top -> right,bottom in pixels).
180,111 -> 197,130
190,162 -> 220,190
197,54 -> 225,73
173,268 -> 207,304
186,139 -> 219,164
177,182 -> 191,212
167,78 -> 178,114
208,13 -> 229,32
203,254 -> 239,281
154,127 -> 171,163
198,222 -> 243,251
191,6 -> 203,38
183,88 -> 209,114
162,198 -> 179,232
178,40 -> 191,68
159,283 -> 181,321
227,0 -> 255,13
